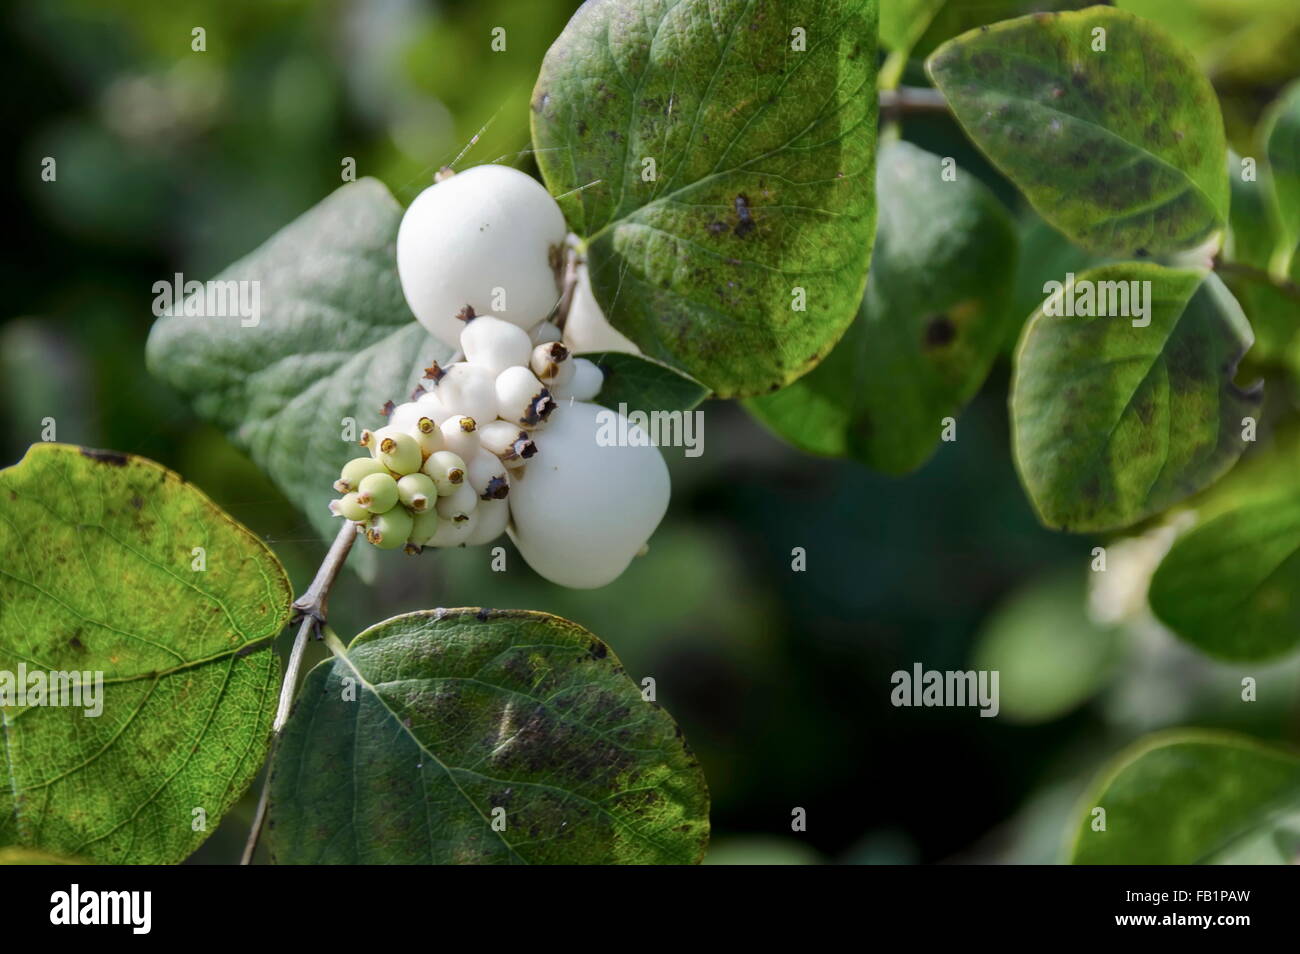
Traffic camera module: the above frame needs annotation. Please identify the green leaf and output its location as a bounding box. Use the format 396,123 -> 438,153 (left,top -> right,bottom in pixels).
582,351 -> 710,414
927,7 -> 1229,255
0,846 -> 81,864
1003,214 -> 1107,357
0,443 -> 289,864
746,140 -> 1016,473
971,571 -> 1120,724
1069,731 -> 1300,864
530,0 -> 879,398
1263,79 -> 1300,272
884,0 -> 1095,59
1149,493 -> 1300,661
1225,152 -> 1297,362
880,0 -> 943,53
268,608 -> 709,864
1011,265 -> 1259,532
145,179 -> 450,575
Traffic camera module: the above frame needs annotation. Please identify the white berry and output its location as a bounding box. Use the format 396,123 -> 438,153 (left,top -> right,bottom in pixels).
465,496 -> 510,545
461,314 -> 534,375
465,448 -> 509,499
479,420 -> 537,467
434,362 -> 499,426
440,414 -> 481,459
496,365 -> 555,428
509,401 -> 668,588
553,357 -> 604,402
435,482 -> 479,522
396,164 -> 566,348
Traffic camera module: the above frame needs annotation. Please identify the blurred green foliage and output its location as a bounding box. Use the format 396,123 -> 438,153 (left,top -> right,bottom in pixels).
3,0 -> 1299,865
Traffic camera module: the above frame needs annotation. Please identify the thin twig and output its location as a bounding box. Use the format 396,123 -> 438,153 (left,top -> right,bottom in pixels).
240,520 -> 358,865
879,86 -> 950,120
1213,256 -> 1300,304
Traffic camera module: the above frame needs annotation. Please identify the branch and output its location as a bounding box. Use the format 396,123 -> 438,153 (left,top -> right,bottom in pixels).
879,86 -> 950,120
1213,256 -> 1300,304
240,519 -> 359,865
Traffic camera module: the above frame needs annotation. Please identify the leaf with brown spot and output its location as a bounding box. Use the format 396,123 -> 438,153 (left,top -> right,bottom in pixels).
268,608 -> 709,864
927,7 -> 1228,255
1011,266 -> 1258,532
0,443 -> 289,864
531,0 -> 879,397
747,141 -> 1016,475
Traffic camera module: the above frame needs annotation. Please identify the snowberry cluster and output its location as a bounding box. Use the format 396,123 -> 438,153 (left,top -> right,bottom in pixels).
327,163 -> 669,589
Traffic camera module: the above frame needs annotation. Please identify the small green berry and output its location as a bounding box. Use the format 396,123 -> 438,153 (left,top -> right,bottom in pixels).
356,471 -> 399,513
409,508 -> 440,547
335,456 -> 386,493
366,507 -> 413,550
329,492 -> 370,522
377,430 -> 423,475
397,473 -> 438,512
422,450 -> 467,495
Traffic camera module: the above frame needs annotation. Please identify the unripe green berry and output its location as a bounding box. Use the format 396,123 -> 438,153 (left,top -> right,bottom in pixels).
356,471 -> 399,513
397,473 -> 438,512
329,492 -> 370,522
366,507 -> 414,550
335,456 -> 386,493
409,508 -> 441,547
422,450 -> 467,495
377,430 -> 423,475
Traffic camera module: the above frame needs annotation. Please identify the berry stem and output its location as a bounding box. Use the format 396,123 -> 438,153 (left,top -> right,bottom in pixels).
1212,255 -> 1300,304
878,86 -> 949,119
240,520 -> 359,865
553,245 -> 580,331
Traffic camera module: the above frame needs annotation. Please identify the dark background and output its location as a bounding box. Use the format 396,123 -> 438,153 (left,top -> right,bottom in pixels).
2,0 -> 1299,864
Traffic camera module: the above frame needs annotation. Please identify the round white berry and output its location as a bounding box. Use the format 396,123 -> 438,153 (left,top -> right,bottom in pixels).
530,341 -> 574,390
496,365 -> 555,428
465,496 -> 510,545
479,420 -> 536,468
440,414 -> 481,459
435,482 -> 479,522
396,164 -> 566,348
386,401 -> 425,434
508,400 -> 668,588
427,510 -> 478,547
460,314 -> 534,376
553,357 -> 604,402
434,362 -> 499,427
465,448 -> 509,499
415,388 -> 452,426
